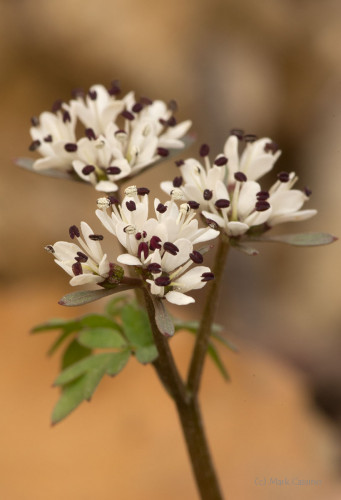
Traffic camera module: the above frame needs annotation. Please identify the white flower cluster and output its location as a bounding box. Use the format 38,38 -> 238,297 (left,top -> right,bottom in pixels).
161,132 -> 317,237
48,187 -> 219,305
30,83 -> 191,192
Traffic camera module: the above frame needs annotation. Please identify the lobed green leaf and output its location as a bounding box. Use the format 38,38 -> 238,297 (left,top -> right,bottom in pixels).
78,327 -> 127,349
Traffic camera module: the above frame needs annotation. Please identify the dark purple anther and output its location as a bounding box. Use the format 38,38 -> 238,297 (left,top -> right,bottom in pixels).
244,134 -> 257,143
138,242 -> 149,260
126,200 -> 136,212
75,252 -> 88,263
203,189 -> 213,201
85,128 -> 96,140
137,187 -> 150,196
277,171 -> 290,183
234,172 -> 247,182
121,110 -> 135,121
107,166 -> 121,175
201,272 -> 214,282
215,199 -> 230,209
256,191 -> 269,201
108,196 -> 119,205
156,203 -> 167,214
175,159 -> 184,167
230,128 -> 244,140
88,89 -> 97,100
72,262 -> 83,276
82,165 -> 95,175
163,242 -> 179,255
155,276 -> 171,287
69,225 -> 80,239
255,201 -> 271,212
200,144 -> 210,157
304,187 -> 312,197
190,251 -> 203,264
63,110 -> 71,123
147,263 -> 162,274
29,140 -> 41,151
44,135 -> 53,143
157,147 -> 169,157
51,99 -> 62,113
264,141 -> 279,154
173,176 -> 183,187
188,200 -> 200,210
64,143 -> 78,153
31,116 -> 39,126
132,102 -> 143,113
108,80 -> 121,96
150,236 -> 162,250
71,88 -> 85,99
167,116 -> 177,127
214,156 -> 228,166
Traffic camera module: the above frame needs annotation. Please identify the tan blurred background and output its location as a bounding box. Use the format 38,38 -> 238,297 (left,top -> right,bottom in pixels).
1,0 -> 341,498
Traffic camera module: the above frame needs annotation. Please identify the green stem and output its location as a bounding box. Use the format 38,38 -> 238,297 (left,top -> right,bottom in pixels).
187,235 -> 230,395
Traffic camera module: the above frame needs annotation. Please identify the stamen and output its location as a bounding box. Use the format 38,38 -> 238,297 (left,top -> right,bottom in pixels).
88,89 -> 97,100
230,128 -> 244,140
147,263 -> 162,274
199,144 -> 210,157
132,102 -> 143,113
72,262 -> 83,276
85,128 -> 96,140
201,272 -> 214,282
256,191 -> 269,200
173,176 -> 183,187
106,166 -> 121,175
203,189 -> 213,201
164,242 -> 179,255
31,116 -> 39,126
171,188 -> 183,200
175,159 -> 184,167
125,185 -> 137,196
75,252 -> 88,263
155,276 -> 171,287
138,242 -> 149,260
264,141 -> 279,154
82,165 -> 95,175
88,234 -> 104,241
63,111 -> 71,123
97,197 -> 111,209
51,99 -> 62,113
29,140 -> 41,151
277,171 -> 290,182
108,80 -> 121,96
64,143 -> 78,153
44,135 -> 53,143
140,96 -> 153,105
188,200 -> 200,209
44,245 -> 55,254
214,156 -> 228,166
179,203 -> 190,214
157,147 -> 169,157
126,200 -> 136,212
156,203 -> 167,214
215,199 -> 230,209
108,196 -> 119,205
190,251 -> 203,264
121,110 -> 135,121
124,225 -> 136,234
244,134 -> 257,143
69,225 -> 80,239
137,187 -> 150,196
150,236 -> 162,250
135,232 -> 142,241
255,201 -> 271,212
234,172 -> 247,182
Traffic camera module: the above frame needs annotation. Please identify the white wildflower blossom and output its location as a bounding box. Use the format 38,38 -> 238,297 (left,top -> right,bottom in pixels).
95,187 -> 219,305
48,222 -> 110,286
28,83 -> 192,192
161,135 -> 316,238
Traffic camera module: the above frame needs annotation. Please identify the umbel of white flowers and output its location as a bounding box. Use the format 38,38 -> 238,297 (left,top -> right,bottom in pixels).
46,187 -> 220,306
161,131 -> 317,238
29,83 -> 192,192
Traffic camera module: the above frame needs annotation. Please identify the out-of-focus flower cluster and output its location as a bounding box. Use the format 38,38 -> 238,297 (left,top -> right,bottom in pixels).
161,131 -> 317,239
47,187 -> 219,305
29,83 -> 191,192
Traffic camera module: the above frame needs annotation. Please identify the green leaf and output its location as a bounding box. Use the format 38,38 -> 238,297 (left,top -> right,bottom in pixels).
207,342 -> 230,381
121,304 -> 154,347
55,351 -> 130,386
47,329 -> 77,356
61,339 -> 92,370
52,376 -> 88,425
151,296 -> 174,337
174,320 -> 238,352
80,313 -> 122,330
78,327 -> 127,349
135,345 -> 158,364
58,286 -> 134,307
105,295 -> 130,317
253,232 -> 337,247
31,318 -> 80,333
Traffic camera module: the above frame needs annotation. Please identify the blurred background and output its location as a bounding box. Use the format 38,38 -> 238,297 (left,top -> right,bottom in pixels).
0,0 -> 340,498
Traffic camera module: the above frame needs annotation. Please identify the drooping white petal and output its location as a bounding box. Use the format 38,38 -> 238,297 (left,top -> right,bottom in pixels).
165,291 -> 195,305
117,254 -> 142,266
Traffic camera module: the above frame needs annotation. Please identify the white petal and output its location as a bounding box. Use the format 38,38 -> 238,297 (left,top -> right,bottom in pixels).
117,254 -> 142,266
95,180 -> 118,192
174,265 -> 210,292
202,210 -> 225,228
165,291 -> 195,305
226,221 -> 249,236
70,274 -> 104,286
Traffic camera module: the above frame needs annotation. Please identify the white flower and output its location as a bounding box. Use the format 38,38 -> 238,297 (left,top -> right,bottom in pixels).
28,83 -> 192,192
47,221 -> 110,286
95,187 -> 219,304
161,137 -> 316,239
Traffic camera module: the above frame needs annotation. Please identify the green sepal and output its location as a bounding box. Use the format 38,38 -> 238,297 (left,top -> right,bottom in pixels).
58,286 -> 134,307
250,232 -> 337,247
150,296 -> 174,337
